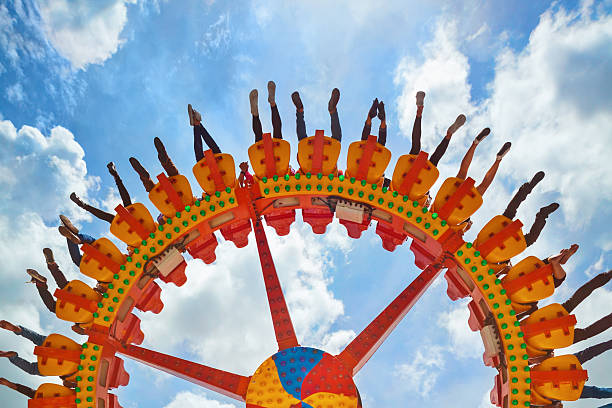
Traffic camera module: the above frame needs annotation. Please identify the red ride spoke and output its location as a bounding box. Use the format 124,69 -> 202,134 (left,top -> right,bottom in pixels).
118,344 -> 251,401
337,262 -> 445,376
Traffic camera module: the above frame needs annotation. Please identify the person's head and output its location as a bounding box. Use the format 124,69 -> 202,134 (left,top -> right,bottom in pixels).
239,162 -> 249,172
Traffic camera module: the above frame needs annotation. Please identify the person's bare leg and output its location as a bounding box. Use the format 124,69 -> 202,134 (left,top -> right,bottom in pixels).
129,157 -> 155,192
476,142 -> 511,195
154,137 -> 179,177
0,320 -> 20,333
361,99 -> 378,141
457,128 -> 490,179
0,378 -> 35,398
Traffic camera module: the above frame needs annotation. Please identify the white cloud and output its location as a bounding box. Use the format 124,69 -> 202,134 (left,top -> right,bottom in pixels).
5,82 -> 25,103
37,0 -> 136,69
437,300 -> 484,359
585,252 -> 606,277
164,390 -> 237,408
394,345 -> 445,396
197,12 -> 231,56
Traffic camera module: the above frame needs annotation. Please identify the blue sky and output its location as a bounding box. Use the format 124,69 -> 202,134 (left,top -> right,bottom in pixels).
1,0 -> 612,407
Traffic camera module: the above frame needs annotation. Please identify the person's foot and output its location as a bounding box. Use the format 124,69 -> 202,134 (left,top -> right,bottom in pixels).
539,202 -> 560,217
70,192 -> 85,208
26,269 -> 46,284
328,88 -> 340,113
59,226 -> 81,245
558,244 -> 579,264
377,101 -> 386,122
496,142 -> 511,159
0,377 -> 13,387
0,320 -> 20,333
529,171 -> 545,188
59,215 -> 79,235
0,351 -> 17,358
291,91 -> 303,111
447,114 -> 466,136
475,128 -> 490,144
42,248 -> 55,264
107,162 -> 118,177
416,91 -> 425,107
187,104 -> 195,126
267,81 -> 276,106
249,89 -> 259,116
368,98 -> 379,119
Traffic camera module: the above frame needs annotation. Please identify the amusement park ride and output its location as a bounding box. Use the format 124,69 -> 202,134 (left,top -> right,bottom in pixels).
10,109 -> 591,408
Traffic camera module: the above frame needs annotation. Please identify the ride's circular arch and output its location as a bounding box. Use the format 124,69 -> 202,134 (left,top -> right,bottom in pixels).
21,116 -> 588,408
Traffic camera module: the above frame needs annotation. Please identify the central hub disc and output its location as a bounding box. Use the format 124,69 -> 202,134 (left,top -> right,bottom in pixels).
245,346 -> 360,407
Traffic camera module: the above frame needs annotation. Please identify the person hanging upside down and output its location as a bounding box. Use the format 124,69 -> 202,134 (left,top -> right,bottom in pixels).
292,88 -> 342,142
188,104 -> 221,160
57,215 -> 95,267
238,161 -> 254,188
361,98 -> 387,146
130,137 -> 181,192
407,91 -> 467,166
250,81 -> 282,143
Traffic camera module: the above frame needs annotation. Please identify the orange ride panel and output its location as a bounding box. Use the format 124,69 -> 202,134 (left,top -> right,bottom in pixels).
522,303 -> 576,352
248,133 -> 291,179
110,203 -> 157,247
530,355 -> 588,402
345,136 -> 391,184
29,383 -> 76,408
80,238 -> 126,283
474,215 -> 526,263
297,130 -> 341,175
432,177 -> 483,225
54,280 -> 101,325
35,334 -> 81,376
391,152 -> 439,199
502,256 -> 555,304
149,174 -> 194,217
192,152 -> 237,193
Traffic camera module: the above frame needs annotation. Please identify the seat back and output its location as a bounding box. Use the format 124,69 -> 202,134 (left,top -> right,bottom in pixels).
531,355 -> 588,402
192,150 -> 236,193
474,215 -> 526,263
54,280 -> 101,325
248,133 -> 291,179
29,383 -> 76,408
502,256 -> 555,304
297,130 -> 341,175
35,334 -> 81,376
110,203 -> 157,247
149,173 -> 194,217
432,177 -> 482,225
391,152 -> 439,199
345,136 -> 391,184
80,238 -> 126,282
522,303 -> 576,352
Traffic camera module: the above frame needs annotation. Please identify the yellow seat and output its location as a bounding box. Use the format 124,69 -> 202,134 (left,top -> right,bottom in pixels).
510,301 -> 536,314
192,151 -> 237,193
35,334 -> 81,376
391,152 -> 439,200
531,355 -> 588,403
432,177 -> 482,225
297,130 -> 341,175
345,136 -> 391,184
474,215 -> 526,263
110,203 -> 157,247
502,256 -> 555,304
522,303 -> 576,353
54,280 -> 101,325
30,383 -> 75,408
80,238 -> 126,282
149,173 -> 195,217
248,133 -> 291,179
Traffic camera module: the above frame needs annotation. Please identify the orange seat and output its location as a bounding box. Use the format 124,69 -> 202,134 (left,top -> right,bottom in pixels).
522,303 -> 576,355
297,130 -> 341,175
149,173 -> 195,217
29,383 -> 76,408
248,133 -> 291,179
80,238 -> 126,282
345,136 -> 391,184
54,280 -> 101,325
530,355 -> 588,403
474,215 -> 526,263
192,150 -> 237,193
391,151 -> 439,200
502,256 -> 555,304
432,177 -> 482,225
110,203 -> 157,247
34,334 -> 81,376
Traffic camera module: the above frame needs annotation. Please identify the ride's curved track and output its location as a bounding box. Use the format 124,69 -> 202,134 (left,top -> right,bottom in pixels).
26,130 -> 586,408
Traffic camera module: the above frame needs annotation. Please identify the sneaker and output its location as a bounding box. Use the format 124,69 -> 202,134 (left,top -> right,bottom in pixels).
378,101 -> 386,121
447,114 -> 466,136
368,98 -> 379,119
42,248 -> 55,264
475,128 -> 490,144
59,215 -> 79,235
291,91 -> 303,111
416,91 -> 425,107
496,142 -> 511,159
187,104 -> 195,126
328,88 -> 340,112
69,192 -> 84,207
540,202 -> 560,216
59,226 -> 81,245
267,81 -> 276,105
26,269 -> 46,284
529,171 -> 545,188
249,89 -> 259,116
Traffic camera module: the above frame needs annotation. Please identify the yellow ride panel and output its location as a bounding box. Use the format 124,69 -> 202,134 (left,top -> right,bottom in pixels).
522,303 -> 575,352
248,137 -> 291,179
531,355 -> 587,402
432,177 -> 483,225
245,358 -> 301,407
33,383 -> 75,399
391,153 -> 439,199
303,392 -> 358,408
55,280 -> 101,325
297,133 -> 341,175
502,256 -> 555,304
37,334 -> 81,377
345,140 -> 391,184
474,215 -> 527,263
110,203 -> 156,247
149,175 -> 195,217
192,153 -> 237,193
80,238 -> 126,282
